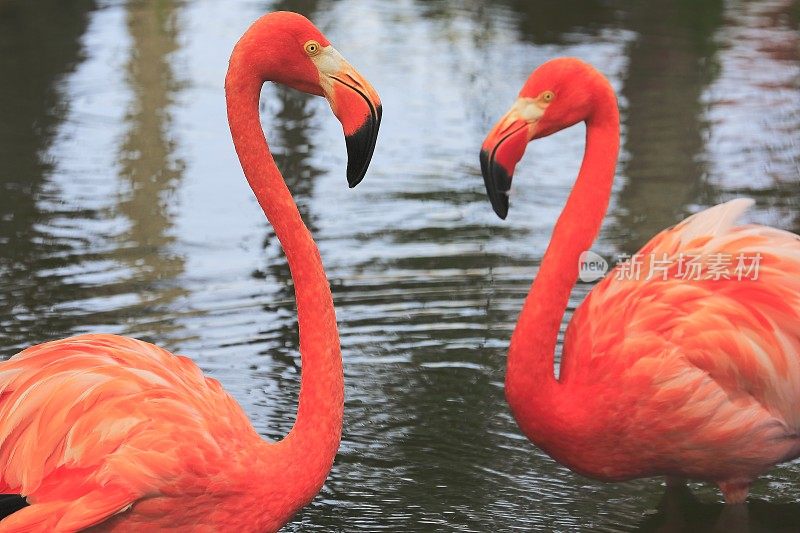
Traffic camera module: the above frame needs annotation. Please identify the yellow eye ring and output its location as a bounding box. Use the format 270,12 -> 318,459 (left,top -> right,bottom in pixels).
304,40 -> 321,56
541,91 -> 555,103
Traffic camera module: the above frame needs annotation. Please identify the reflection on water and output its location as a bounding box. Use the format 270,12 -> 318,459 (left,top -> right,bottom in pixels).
635,485 -> 800,533
116,0 -> 188,346
0,0 -> 799,531
703,0 -> 800,232
615,0 -> 723,252
0,0 -> 95,352
498,0 -> 617,44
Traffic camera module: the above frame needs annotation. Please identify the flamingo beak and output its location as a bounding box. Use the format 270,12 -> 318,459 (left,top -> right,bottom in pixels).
324,60 -> 382,188
479,105 -> 537,219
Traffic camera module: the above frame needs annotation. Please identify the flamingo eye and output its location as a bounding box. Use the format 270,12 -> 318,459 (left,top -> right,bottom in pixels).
304,41 -> 321,56
541,91 -> 555,103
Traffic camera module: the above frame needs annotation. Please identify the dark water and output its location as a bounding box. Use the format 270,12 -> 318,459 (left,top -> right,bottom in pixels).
1,0 -> 799,531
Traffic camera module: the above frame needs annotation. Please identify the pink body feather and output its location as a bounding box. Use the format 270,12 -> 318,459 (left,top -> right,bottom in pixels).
559,200 -> 800,489
0,335 -> 286,532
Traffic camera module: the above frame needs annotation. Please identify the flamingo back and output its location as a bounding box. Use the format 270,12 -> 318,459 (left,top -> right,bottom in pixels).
562,199 -> 800,480
0,334 -> 263,531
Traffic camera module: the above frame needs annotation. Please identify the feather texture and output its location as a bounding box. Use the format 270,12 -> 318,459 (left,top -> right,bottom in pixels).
0,335 -> 276,532
560,200 -> 800,483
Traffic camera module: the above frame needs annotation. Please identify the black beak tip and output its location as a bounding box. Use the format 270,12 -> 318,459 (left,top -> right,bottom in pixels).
345,104 -> 382,188
479,150 -> 511,220
345,153 -> 367,188
346,172 -> 361,189
494,197 -> 509,220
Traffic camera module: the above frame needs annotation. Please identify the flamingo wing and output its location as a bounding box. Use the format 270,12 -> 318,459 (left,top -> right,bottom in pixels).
563,199 -> 800,477
0,334 -> 259,531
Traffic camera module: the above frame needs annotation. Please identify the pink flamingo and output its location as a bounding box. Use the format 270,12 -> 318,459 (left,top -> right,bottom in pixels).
480,57 -> 800,504
0,12 -> 381,532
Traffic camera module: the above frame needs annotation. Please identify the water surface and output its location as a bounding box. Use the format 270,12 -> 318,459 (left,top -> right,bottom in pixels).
1,0 -> 799,531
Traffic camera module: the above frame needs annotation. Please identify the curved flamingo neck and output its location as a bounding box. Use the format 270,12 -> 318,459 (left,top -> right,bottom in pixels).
225,54 -> 343,502
506,86 -> 619,445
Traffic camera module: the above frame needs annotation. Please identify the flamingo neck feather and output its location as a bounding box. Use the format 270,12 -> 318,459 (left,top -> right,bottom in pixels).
225,50 -> 343,505
506,87 -> 619,444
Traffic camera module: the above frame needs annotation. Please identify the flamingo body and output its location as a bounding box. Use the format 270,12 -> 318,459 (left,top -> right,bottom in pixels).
480,57 -> 800,503
0,11 -> 381,531
0,335 -> 284,532
560,201 -> 800,487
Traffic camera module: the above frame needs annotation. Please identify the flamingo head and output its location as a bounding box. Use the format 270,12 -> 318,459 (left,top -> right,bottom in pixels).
231,12 -> 382,187
479,58 -> 611,218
